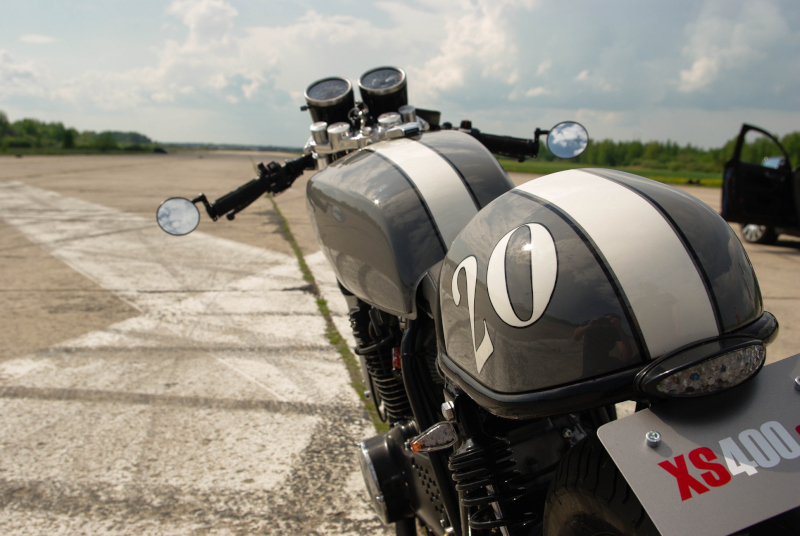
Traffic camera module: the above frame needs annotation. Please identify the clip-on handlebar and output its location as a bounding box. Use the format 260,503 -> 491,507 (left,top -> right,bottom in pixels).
458,120 -> 550,162
193,153 -> 315,221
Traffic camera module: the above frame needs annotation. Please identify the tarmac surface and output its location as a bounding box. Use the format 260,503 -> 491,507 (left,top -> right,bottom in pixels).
0,152 -> 798,535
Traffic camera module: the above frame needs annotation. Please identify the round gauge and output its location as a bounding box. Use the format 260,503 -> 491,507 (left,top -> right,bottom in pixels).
359,67 -> 406,96
305,77 -> 353,107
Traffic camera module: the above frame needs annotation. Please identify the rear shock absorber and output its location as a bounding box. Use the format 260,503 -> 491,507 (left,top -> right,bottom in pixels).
349,299 -> 412,423
448,398 -> 537,535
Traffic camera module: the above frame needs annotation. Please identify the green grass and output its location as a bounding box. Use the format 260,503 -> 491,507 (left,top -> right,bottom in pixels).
498,158 -> 722,187
267,194 -> 389,434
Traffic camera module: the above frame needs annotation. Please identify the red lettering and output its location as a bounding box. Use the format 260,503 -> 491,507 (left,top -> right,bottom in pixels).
796,425 -> 800,436
658,454 -> 710,501
688,447 -> 731,487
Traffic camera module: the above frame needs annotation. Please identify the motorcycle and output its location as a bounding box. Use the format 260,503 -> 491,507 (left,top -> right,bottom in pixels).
157,67 -> 800,536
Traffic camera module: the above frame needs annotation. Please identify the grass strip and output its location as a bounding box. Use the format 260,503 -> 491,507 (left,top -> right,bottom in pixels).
267,194 -> 389,433
498,158 -> 723,187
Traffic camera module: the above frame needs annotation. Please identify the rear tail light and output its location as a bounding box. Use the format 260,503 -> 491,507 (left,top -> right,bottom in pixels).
636,338 -> 766,399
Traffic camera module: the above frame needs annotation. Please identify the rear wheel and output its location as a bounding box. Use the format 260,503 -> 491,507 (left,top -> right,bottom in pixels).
543,434 -> 659,536
741,224 -> 777,244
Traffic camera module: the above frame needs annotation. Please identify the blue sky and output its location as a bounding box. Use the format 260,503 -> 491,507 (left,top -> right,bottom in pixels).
2,0 -> 799,148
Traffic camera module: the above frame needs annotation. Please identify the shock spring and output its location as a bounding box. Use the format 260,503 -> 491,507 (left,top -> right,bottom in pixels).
448,401 -> 538,534
350,302 -> 411,423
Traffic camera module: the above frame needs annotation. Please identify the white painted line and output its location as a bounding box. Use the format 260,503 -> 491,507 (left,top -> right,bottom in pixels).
0,181 -> 376,494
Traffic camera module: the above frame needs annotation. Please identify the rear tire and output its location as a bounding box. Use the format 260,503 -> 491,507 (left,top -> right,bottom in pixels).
543,434 -> 659,536
741,224 -> 777,244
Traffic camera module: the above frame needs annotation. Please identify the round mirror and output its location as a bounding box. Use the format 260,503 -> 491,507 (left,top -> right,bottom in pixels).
157,197 -> 200,236
546,121 -> 589,159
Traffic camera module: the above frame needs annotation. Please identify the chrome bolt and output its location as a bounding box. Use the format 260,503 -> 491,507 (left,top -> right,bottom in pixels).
562,429 -> 573,439
364,390 -> 372,399
376,494 -> 385,504
794,376 -> 800,392
444,528 -> 456,536
441,400 -> 456,420
310,121 -> 329,144
646,430 -> 662,448
399,104 -> 417,123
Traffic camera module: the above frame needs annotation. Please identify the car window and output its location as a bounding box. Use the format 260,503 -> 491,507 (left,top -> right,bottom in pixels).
740,130 -> 784,166
761,156 -> 785,169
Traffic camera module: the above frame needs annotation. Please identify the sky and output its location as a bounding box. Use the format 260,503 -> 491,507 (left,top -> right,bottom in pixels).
2,0 -> 799,149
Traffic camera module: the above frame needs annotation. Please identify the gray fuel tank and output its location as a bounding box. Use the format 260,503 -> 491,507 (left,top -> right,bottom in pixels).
306,130 -> 513,316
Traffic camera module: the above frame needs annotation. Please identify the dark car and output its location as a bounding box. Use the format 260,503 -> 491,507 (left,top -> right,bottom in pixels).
722,123 -> 800,244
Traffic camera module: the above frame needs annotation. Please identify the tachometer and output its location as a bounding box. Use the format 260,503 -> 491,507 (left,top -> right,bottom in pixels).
304,76 -> 355,125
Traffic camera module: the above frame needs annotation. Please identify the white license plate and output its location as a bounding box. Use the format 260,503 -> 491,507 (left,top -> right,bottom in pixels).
598,353 -> 800,536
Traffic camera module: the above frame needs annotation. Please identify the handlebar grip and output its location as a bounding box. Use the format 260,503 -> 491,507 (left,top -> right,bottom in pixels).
209,177 -> 269,219
204,154 -> 314,220
476,133 -> 536,159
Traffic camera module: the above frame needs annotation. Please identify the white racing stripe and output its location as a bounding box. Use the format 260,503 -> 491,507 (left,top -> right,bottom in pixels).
517,170 -> 719,358
371,138 -> 478,247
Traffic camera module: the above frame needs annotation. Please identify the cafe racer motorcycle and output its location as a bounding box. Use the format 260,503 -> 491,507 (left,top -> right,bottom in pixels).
157,67 -> 798,536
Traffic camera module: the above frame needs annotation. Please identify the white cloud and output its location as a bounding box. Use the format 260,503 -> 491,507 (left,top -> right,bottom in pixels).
536,59 -> 551,76
19,34 -> 56,44
525,86 -> 549,97
0,50 -> 47,99
2,0 -> 799,148
407,0 -> 538,100
573,69 -> 612,91
678,1 -> 789,92
49,0 -> 248,110
167,0 -> 239,52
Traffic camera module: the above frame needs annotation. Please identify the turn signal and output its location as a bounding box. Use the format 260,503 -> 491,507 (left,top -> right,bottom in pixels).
409,422 -> 459,453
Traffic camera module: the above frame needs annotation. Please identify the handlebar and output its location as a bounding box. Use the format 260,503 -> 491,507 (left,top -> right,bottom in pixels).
472,132 -> 538,161
194,153 -> 315,221
459,122 -> 542,161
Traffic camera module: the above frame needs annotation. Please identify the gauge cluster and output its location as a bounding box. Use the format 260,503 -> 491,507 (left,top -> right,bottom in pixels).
302,66 -> 447,171
304,67 -> 408,128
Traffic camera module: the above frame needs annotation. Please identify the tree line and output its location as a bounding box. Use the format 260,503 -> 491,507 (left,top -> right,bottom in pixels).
0,111 -> 153,152
541,130 -> 800,173
4,109 -> 799,171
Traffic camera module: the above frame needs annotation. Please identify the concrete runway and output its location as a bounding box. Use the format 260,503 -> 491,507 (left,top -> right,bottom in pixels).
0,153 -> 798,534
0,153 -> 389,535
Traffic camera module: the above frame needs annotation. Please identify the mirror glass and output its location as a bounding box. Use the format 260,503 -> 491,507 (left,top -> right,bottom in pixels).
157,197 -> 200,236
547,121 -> 589,159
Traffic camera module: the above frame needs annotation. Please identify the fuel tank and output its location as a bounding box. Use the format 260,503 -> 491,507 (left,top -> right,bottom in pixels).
437,169 -> 766,418
306,130 -> 513,316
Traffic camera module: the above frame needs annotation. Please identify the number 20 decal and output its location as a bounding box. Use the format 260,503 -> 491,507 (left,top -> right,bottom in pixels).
452,223 -> 558,373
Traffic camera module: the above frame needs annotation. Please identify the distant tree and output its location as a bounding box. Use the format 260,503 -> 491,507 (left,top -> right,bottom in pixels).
95,131 -> 118,152
62,128 -> 77,149
781,132 -> 800,167
110,131 -> 152,145
0,110 -> 9,138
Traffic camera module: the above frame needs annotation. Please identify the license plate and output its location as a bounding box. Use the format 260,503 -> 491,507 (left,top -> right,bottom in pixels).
598,353 -> 800,536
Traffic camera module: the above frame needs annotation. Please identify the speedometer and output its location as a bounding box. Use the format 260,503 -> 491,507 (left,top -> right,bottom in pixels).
358,67 -> 408,119
359,67 -> 405,94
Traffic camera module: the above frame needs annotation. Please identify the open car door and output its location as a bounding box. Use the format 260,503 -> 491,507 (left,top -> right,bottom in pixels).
722,124 -> 796,226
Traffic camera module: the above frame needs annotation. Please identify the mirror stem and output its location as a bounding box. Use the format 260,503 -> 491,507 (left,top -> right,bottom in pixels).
191,194 -> 218,221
